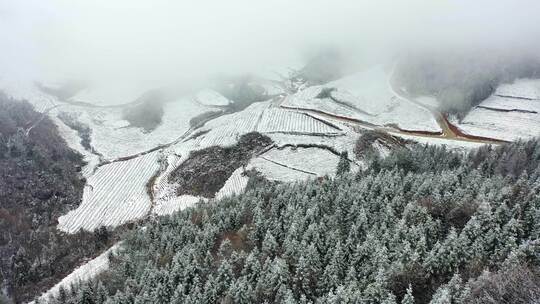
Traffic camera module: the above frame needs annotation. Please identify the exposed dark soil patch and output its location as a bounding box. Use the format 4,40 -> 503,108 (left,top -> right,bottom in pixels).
168,132 -> 273,198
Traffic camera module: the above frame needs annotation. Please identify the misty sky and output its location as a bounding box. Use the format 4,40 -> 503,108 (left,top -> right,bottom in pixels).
1,0 -> 540,100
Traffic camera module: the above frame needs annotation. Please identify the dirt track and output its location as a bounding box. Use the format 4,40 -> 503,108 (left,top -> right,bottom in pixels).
387,71 -> 508,144
276,71 -> 508,146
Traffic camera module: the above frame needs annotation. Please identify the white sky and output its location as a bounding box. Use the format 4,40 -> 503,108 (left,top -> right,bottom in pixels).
1,0 -> 539,97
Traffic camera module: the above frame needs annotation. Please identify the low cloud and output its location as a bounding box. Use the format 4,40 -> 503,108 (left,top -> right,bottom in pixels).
2,0 -> 540,100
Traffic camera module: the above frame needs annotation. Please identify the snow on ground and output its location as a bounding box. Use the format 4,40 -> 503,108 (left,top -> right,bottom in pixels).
479,94 -> 540,113
215,167 -> 250,200
265,147 -> 341,175
375,99 -> 440,132
153,152 -> 185,201
269,131 -> 359,165
188,101 -> 271,149
328,66 -> 396,115
282,66 -> 441,133
194,89 -> 231,106
282,86 -> 366,120
372,141 -> 392,158
451,79 -> 540,141
58,152 -> 159,233
51,114 -> 101,177
153,195 -> 203,216
260,82 -> 286,96
389,132 -> 490,150
452,108 -> 540,141
54,97 -> 213,160
0,79 -> 57,113
32,243 -> 121,304
150,102 -> 270,216
252,62 -> 305,83
70,83 -> 157,106
496,79 -> 540,100
250,156 -> 314,182
250,146 -> 356,182
150,102 -> 350,214
413,96 -> 440,109
150,101 -> 270,213
257,107 -> 343,136
150,150 -> 205,216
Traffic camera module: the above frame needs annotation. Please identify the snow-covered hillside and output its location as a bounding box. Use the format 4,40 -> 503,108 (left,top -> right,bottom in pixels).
4,63 -> 538,238
283,66 -> 442,133
451,79 -> 540,141
31,243 -> 122,303
57,152 -> 159,233
10,61 -> 540,304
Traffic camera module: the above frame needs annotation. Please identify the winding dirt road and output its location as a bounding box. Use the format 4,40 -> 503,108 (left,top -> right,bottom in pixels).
387,70 -> 508,144
277,70 -> 508,145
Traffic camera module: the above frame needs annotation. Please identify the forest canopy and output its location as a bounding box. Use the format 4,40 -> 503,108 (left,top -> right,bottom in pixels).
51,139 -> 540,304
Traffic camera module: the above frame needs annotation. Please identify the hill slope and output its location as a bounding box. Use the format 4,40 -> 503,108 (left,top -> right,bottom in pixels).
0,94 -> 115,303
51,140 -> 540,304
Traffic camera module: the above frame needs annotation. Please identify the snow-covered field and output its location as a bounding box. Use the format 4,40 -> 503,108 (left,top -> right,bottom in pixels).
215,167 -> 250,200
480,95 -> 540,113
17,67 -> 540,304
249,146 -> 357,182
0,80 -> 57,113
51,114 -> 101,177
257,107 -> 343,135
194,89 -> 231,106
390,132 -> 488,150
452,108 -> 540,141
70,83 -> 157,107
282,86 -> 365,121
282,66 -> 441,133
188,101 -> 271,148
57,152 -> 159,233
452,79 -> 540,141
250,156 -> 314,182
153,195 -> 203,216
51,97 -> 215,160
5,68 -> 540,237
32,243 -> 121,304
497,79 -> 540,100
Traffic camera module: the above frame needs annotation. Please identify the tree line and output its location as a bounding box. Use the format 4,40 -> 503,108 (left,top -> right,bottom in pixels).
49,138 -> 540,303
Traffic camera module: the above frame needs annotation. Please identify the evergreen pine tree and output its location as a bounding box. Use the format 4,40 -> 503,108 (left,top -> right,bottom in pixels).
336,151 -> 351,176
401,285 -> 415,304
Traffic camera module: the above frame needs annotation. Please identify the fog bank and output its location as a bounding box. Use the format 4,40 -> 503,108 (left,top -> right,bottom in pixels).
2,0 -> 540,101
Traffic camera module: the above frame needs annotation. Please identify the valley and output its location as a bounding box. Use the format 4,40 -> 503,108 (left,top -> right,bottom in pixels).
2,62 -> 540,303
